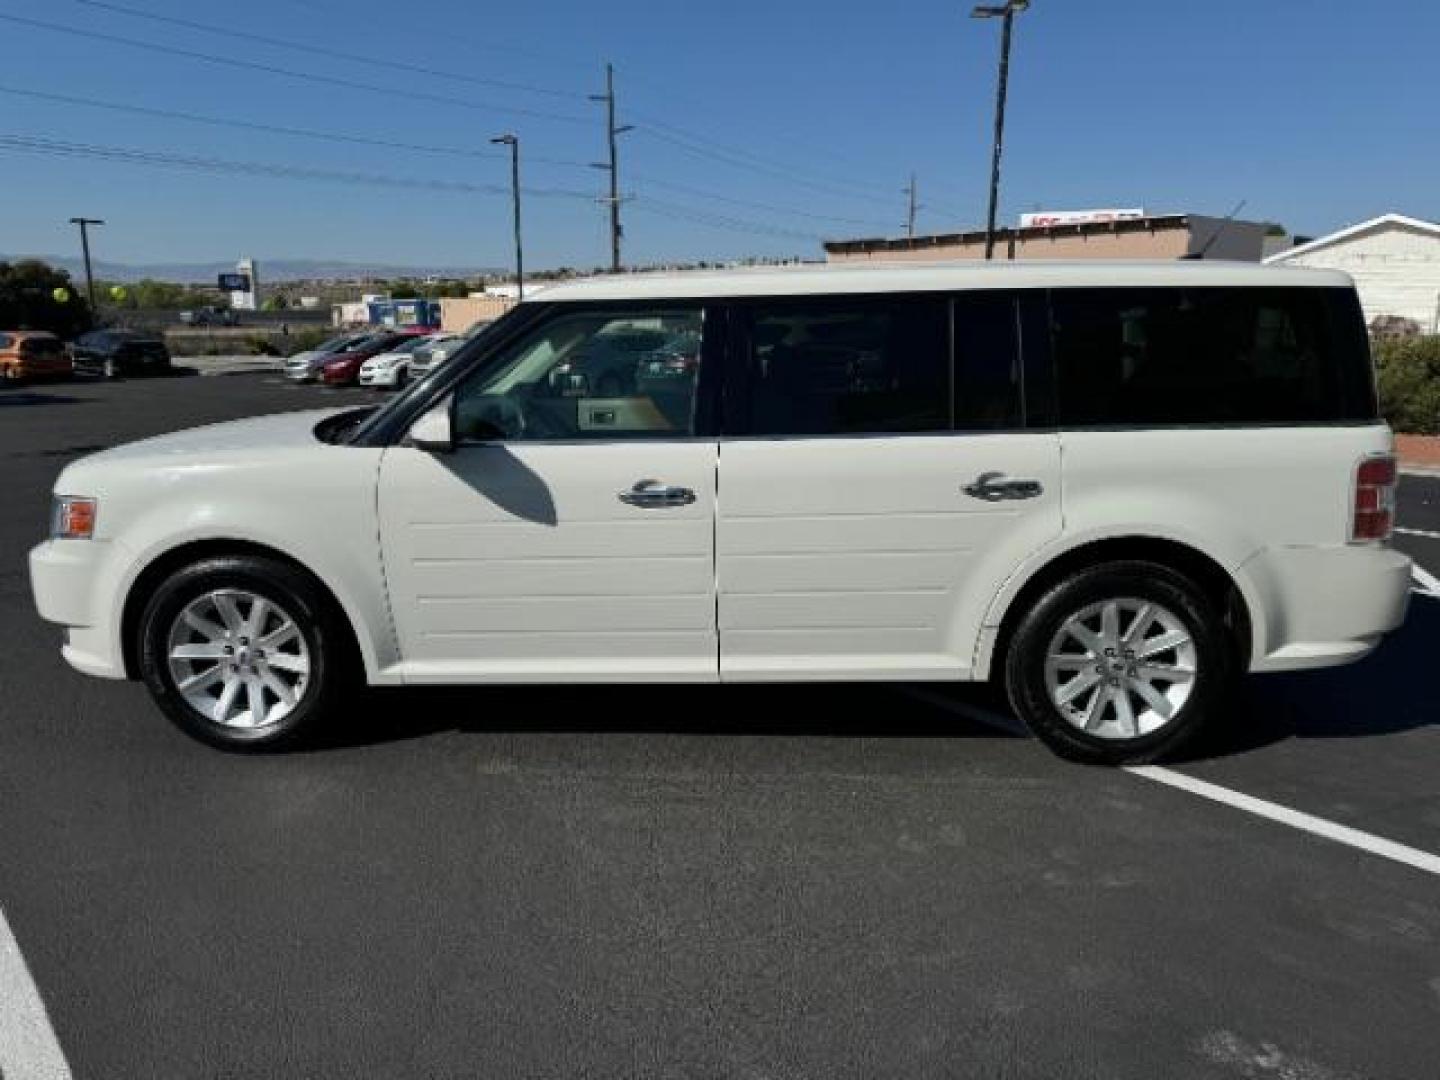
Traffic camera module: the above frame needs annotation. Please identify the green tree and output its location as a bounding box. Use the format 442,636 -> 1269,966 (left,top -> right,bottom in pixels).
1375,336 -> 1440,435
0,259 -> 92,337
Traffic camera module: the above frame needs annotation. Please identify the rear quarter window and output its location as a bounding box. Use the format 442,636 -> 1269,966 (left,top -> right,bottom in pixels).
1051,286 -> 1377,426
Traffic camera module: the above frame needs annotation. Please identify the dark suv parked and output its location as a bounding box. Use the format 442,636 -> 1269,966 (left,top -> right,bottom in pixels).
71,330 -> 172,378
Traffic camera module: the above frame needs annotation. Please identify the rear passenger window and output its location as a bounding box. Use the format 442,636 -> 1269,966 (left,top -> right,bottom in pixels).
743,296 -> 949,435
1052,287 -> 1376,426
953,292 -> 1024,429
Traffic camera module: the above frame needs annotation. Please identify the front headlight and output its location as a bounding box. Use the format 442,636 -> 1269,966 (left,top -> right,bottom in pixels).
52,496 -> 97,539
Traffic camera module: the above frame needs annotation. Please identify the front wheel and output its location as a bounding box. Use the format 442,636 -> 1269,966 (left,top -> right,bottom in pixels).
138,555 -> 353,750
1004,561 -> 1236,766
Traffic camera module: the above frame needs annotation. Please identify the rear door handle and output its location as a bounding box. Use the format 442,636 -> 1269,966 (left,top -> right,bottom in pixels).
620,479 -> 697,509
964,472 -> 1044,502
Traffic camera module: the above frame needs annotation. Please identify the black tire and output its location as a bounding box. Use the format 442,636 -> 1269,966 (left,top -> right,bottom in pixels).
1004,560 -> 1236,766
138,555 -> 354,751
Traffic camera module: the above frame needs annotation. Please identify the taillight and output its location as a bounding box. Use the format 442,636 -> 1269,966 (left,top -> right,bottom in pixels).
1352,455 -> 1397,542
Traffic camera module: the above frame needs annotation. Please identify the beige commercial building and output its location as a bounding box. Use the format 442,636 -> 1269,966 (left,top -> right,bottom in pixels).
439,294 -> 518,333
824,213 -> 1269,264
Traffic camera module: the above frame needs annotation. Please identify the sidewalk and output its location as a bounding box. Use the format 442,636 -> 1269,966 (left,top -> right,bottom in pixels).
173,355 -> 284,377
1397,434 -> 1440,475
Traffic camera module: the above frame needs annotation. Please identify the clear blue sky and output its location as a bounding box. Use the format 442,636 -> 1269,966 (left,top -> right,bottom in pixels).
1,0 -> 1436,271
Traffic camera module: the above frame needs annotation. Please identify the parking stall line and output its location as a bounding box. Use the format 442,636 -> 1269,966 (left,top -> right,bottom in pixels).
899,688 -> 1440,879
0,905 -> 72,1079
1126,767 -> 1440,876
1395,527 -> 1440,541
1411,564 -> 1440,598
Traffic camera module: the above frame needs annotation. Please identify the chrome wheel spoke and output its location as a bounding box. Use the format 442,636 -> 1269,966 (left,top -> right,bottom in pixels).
213,593 -> 245,635
1114,689 -> 1138,737
178,665 -> 223,693
1066,623 -> 1105,656
1047,654 -> 1092,672
259,668 -> 297,707
265,652 -> 309,676
244,676 -> 268,727
170,642 -> 228,662
1137,631 -> 1190,660
259,624 -> 299,651
1123,604 -> 1155,647
1137,663 -> 1193,684
1081,684 -> 1111,732
1055,668 -> 1103,706
1130,677 -> 1175,720
244,597 -> 272,639
1100,602 -> 1121,648
213,677 -> 242,724
182,609 -> 226,640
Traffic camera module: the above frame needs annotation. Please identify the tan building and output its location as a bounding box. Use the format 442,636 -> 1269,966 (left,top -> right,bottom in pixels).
824,213 -> 1269,264
439,294 -> 518,333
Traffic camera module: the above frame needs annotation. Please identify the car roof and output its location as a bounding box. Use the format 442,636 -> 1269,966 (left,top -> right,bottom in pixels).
532,260 -> 1354,304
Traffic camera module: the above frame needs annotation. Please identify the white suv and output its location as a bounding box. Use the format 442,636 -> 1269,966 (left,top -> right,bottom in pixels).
29,262 -> 1412,764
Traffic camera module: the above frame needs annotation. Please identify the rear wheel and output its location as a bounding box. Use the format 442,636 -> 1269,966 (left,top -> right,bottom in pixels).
1004,561 -> 1235,766
138,555 -> 353,751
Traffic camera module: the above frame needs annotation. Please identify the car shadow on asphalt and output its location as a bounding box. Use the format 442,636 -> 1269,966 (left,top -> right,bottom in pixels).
0,390 -> 90,407
1176,593 -> 1440,762
310,680 -> 1018,753
304,598 -> 1437,760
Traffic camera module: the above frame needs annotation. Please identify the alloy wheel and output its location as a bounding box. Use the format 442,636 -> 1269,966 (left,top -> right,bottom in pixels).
166,589 -> 312,729
1043,598 -> 1197,740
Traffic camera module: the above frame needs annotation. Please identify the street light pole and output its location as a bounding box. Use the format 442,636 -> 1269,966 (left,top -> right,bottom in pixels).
490,134 -> 523,300
972,1 -> 1029,261
67,217 -> 105,311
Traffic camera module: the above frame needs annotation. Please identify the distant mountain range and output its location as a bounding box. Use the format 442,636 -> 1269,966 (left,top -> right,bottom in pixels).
1,254 -> 503,283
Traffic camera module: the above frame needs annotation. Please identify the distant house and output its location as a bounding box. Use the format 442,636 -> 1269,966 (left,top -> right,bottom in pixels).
1265,213 -> 1440,334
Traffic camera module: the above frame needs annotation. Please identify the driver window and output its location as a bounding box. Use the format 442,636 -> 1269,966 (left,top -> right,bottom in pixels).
453,308 -> 704,442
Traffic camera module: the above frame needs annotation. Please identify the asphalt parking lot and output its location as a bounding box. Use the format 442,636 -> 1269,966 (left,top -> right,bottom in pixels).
1,374 -> 1437,1079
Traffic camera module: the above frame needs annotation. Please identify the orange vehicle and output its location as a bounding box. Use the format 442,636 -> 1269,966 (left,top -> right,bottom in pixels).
0,331 -> 72,382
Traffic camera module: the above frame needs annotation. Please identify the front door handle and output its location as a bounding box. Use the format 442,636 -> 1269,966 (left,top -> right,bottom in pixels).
619,479 -> 697,509
964,472 -> 1045,502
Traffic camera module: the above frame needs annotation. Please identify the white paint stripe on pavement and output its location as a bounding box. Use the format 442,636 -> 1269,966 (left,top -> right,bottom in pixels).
899,688 -> 1440,878
1413,564 -> 1440,598
1396,526 -> 1440,540
1127,767 -> 1440,876
0,905 -> 72,1079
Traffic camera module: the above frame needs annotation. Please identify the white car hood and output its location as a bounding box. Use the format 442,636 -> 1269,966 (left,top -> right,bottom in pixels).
82,408 -> 357,464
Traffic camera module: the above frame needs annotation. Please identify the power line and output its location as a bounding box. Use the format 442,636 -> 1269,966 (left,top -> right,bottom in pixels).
632,197 -> 823,243
0,134 -> 597,199
0,13 -> 593,126
630,174 -> 894,231
0,84 -> 595,170
70,0 -> 588,102
0,133 -> 820,244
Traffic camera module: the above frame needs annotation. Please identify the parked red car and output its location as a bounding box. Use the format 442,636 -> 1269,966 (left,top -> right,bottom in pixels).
320,330 -> 427,386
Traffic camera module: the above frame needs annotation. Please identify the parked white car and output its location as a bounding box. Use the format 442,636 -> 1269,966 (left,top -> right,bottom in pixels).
405,330 -> 474,382
358,333 -> 439,389
29,262 -> 1412,763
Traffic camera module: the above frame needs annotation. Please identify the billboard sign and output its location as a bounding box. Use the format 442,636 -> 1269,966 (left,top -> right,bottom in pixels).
218,272 -> 252,292
1020,209 -> 1146,228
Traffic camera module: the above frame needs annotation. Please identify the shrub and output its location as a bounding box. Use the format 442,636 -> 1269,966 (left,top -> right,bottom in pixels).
1375,336 -> 1440,435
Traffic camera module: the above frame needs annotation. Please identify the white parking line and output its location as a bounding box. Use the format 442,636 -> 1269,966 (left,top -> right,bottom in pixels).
900,688 -> 1440,878
1395,526 -> 1440,540
1412,564 -> 1440,598
0,905 -> 71,1079
1128,768 -> 1440,876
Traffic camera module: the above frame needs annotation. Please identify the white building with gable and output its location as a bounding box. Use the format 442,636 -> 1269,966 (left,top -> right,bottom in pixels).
1265,213 -> 1440,333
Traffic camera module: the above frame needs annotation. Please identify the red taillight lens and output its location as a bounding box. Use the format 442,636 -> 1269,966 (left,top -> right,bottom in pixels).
1353,455 -> 1397,542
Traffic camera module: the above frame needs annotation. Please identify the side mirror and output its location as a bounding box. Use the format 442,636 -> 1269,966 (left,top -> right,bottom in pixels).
408,399 -> 454,453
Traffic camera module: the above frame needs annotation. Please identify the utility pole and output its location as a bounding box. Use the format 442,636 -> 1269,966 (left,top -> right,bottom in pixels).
972,0 -> 1030,260
905,174 -> 920,238
589,63 -> 633,273
67,217 -> 104,312
490,133 -> 524,299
